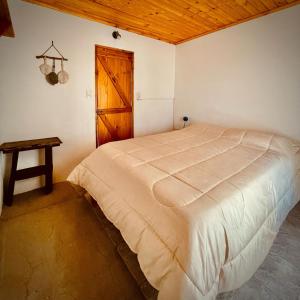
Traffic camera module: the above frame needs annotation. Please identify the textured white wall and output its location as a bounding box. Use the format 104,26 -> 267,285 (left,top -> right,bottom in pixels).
2,1 -> 299,201
0,0 -> 175,195
175,5 -> 300,140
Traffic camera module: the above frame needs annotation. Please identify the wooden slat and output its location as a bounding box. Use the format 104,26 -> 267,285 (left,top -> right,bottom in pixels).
96,46 -> 134,59
97,56 -> 131,108
235,0 -> 260,14
23,0 -> 300,44
15,165 -> 47,180
176,0 -> 300,44
97,0 -> 208,36
91,0 -> 193,39
0,137 -> 62,153
274,0 -> 288,4
99,115 -> 118,140
249,0 -> 269,11
145,0 -> 216,30
96,107 -> 132,115
260,0 -> 278,9
24,0 -> 181,43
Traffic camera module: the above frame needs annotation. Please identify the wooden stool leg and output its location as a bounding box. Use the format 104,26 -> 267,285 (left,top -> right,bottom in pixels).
5,151 -> 19,206
45,146 -> 53,193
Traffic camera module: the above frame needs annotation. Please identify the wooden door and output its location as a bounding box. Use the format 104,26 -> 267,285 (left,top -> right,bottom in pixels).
95,45 -> 134,146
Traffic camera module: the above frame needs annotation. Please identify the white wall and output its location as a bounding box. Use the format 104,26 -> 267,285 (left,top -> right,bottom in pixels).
0,0 -> 175,195
175,5 -> 300,140
2,1 -> 299,199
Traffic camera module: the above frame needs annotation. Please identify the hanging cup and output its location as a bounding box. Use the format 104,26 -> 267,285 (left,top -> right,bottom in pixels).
39,57 -> 51,75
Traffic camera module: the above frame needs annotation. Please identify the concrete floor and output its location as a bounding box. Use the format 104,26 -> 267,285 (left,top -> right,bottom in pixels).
0,182 -> 143,300
0,182 -> 299,300
219,200 -> 300,300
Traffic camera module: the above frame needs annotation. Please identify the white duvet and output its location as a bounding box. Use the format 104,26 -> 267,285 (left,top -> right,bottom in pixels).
68,123 -> 300,299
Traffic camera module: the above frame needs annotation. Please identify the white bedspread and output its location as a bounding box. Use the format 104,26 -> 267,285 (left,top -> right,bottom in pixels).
68,123 -> 300,299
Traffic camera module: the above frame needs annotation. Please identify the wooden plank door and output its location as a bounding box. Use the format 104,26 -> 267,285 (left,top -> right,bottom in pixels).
95,45 -> 134,146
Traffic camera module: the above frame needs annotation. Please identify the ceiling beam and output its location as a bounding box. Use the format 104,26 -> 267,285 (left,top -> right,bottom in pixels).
0,0 -> 15,38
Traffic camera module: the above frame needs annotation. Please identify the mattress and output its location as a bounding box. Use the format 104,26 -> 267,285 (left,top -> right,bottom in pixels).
68,123 -> 300,299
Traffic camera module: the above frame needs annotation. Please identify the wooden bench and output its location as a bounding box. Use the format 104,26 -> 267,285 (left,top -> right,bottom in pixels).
0,137 -> 62,206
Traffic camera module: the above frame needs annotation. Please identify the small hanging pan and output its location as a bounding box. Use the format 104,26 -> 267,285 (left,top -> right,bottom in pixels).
57,59 -> 69,84
39,57 -> 51,75
46,59 -> 58,85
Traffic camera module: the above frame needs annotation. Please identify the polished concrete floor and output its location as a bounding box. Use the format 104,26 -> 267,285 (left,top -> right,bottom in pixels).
0,182 -> 299,300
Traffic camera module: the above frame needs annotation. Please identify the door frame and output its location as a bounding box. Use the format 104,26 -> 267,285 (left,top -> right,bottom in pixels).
95,44 -> 134,147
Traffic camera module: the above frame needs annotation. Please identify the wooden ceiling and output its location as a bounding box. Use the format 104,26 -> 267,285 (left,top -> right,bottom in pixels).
24,0 -> 300,44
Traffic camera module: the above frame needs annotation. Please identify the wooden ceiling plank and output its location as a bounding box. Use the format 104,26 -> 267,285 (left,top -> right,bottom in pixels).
22,0 -> 300,44
205,9 -> 234,25
58,0 -> 189,40
143,0 -> 205,25
34,0 -> 174,43
234,0 -> 261,15
215,2 -> 249,20
147,14 -> 206,36
202,1 -> 237,23
163,1 -> 234,24
260,0 -> 278,9
141,2 -> 211,36
274,0 -> 288,4
162,0 -> 220,29
94,0 -> 203,38
26,0 -> 210,41
177,0 -> 226,26
25,0 -> 180,43
169,0 -> 222,27
60,0 -> 162,28
208,1 -> 244,21
138,15 -> 202,38
176,0 -> 300,44
96,0 -> 206,37
223,1 -> 253,18
250,0 -> 269,11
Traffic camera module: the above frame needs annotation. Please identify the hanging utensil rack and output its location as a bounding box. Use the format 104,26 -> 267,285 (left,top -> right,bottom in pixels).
36,41 -> 68,61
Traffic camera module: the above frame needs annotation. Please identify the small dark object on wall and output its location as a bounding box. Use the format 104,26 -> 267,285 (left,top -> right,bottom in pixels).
112,30 -> 121,39
183,116 -> 189,128
46,59 -> 58,85
46,72 -> 58,85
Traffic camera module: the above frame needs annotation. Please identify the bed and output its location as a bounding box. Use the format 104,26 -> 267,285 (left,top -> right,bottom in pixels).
68,123 -> 300,299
